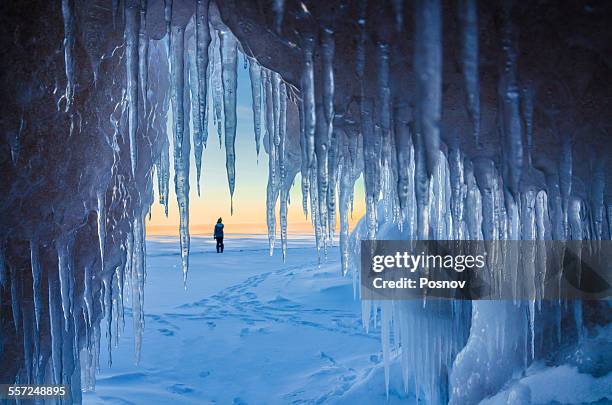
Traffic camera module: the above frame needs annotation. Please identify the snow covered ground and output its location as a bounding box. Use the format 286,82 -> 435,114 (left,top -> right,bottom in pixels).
83,235 -> 413,404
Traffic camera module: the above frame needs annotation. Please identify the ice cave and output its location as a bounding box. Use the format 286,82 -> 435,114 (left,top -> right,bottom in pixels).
0,0 -> 611,403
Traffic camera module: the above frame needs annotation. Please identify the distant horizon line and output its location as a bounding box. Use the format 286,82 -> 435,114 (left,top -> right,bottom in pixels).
147,222 -> 322,236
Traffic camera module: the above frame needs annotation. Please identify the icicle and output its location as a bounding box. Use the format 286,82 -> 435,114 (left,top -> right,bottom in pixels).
315,103 -> 329,243
164,0 -> 173,53
321,28 -> 335,140
361,99 -> 381,239
8,117 -> 23,166
339,131 -> 360,274
188,38 -> 203,195
48,267 -> 63,385
559,136 -> 573,237
139,0 -> 149,112
10,264 -> 21,334
272,0 -> 285,34
30,241 -> 42,331
248,59 -> 263,156
327,127 -> 339,241
459,0 -> 480,145
500,1 -> 523,197
195,0 -> 211,195
158,134 -> 170,216
210,31 -> 224,147
414,126 -> 430,240
301,34 -> 316,169
414,0 -> 442,176
376,42 -> 391,133
521,83 -> 534,167
266,94 -> 279,256
131,214 -> 147,361
171,23 -> 191,284
83,265 -> 93,328
220,29 -> 238,211
57,237 -> 72,329
125,0 -> 141,176
393,101 -> 412,210
170,24 -> 186,157
310,165 -> 323,259
279,85 -> 288,260
272,72 -> 282,147
279,82 -> 287,178
61,0 -> 75,112
97,190 -> 106,269
590,159 -> 605,240
449,149 -> 467,240
263,70 -> 275,177
299,98 -> 310,217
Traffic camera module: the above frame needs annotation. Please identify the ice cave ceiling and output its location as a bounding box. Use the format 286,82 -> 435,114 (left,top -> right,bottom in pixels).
0,0 -> 611,403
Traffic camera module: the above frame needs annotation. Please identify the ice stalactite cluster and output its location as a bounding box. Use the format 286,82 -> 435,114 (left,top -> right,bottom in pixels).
1,0 -> 611,402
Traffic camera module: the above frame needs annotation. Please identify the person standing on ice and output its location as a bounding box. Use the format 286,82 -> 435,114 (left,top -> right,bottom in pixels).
213,218 -> 224,253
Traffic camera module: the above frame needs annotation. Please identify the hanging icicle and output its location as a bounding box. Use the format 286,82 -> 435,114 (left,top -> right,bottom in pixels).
220,29 -> 238,213
125,0 -> 141,176
61,0 -> 75,112
500,0 -> 523,198
139,0 -> 149,112
170,23 -> 191,284
194,0 -> 211,195
211,30 -> 224,147
301,34 -> 316,170
248,58 -> 263,156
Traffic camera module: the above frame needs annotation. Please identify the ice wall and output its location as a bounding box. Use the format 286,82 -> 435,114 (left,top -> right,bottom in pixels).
1,0 -> 611,403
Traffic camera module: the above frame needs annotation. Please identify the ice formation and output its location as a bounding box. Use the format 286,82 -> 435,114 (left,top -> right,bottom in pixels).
1,0 -> 611,403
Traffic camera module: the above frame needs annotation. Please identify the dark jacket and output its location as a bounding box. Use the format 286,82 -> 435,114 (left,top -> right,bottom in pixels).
214,223 -> 224,238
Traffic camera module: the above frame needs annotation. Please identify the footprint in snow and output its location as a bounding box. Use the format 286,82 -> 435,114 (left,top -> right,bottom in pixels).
158,328 -> 175,336
167,383 -> 194,395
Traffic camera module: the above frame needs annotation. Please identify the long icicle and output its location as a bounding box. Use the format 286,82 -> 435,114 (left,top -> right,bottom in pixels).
248,58 -> 263,156
139,0 -> 149,112
61,0 -> 75,112
500,0 -> 523,198
125,0 -> 141,176
30,240 -> 42,331
279,82 -> 288,260
299,97 -> 310,217
361,99 -> 380,239
170,23 -> 190,284
211,30 -> 224,147
195,0 -> 211,194
220,29 -> 238,213
301,34 -> 316,170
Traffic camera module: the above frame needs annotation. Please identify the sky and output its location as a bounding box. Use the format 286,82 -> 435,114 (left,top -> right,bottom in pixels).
147,58 -> 365,235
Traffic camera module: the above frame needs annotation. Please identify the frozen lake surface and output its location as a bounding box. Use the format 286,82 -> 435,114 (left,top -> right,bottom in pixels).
84,235 -> 412,404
